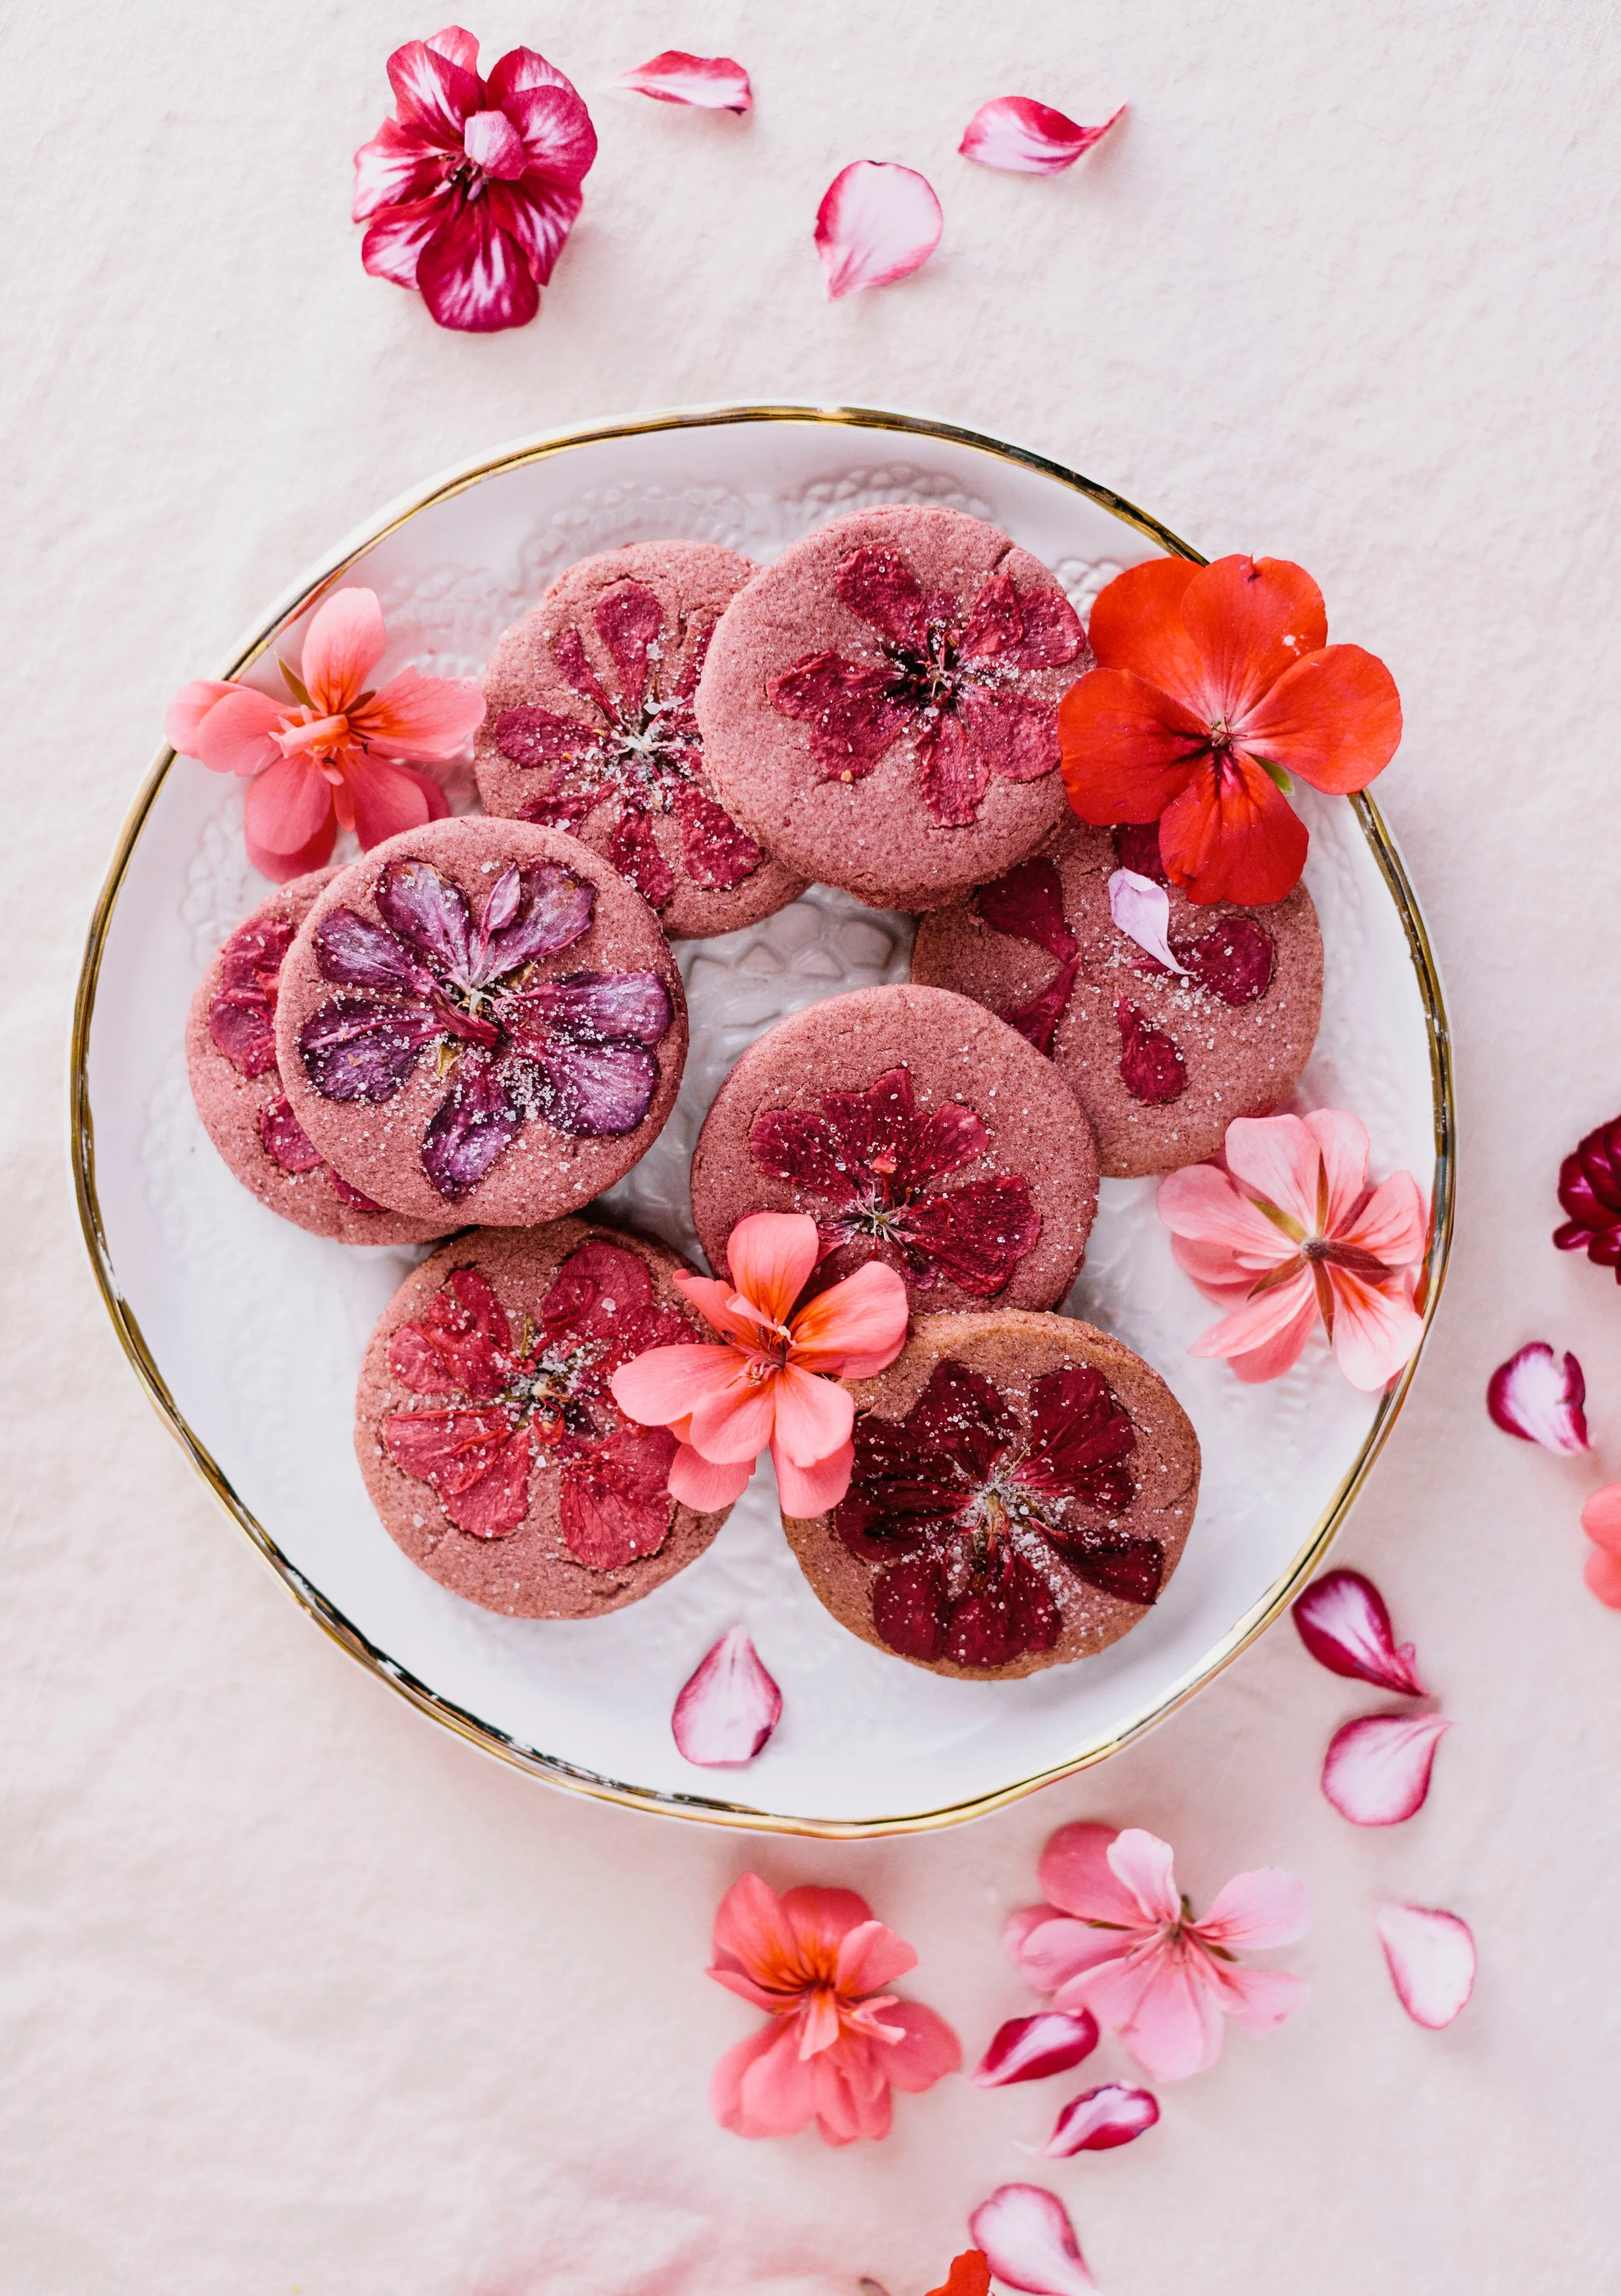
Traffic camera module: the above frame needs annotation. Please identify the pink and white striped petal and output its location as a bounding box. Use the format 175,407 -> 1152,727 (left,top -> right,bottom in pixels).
1292,1568 -> 1429,1695
1486,1342 -> 1590,1454
1108,868 -> 1184,972
968,2010 -> 1099,2087
815,162 -> 942,299
671,1627 -> 781,1765
959,97 -> 1125,176
1321,1712 -> 1453,1825
619,50 -> 752,112
1040,2083 -> 1159,2156
968,2186 -> 1097,2296
1377,1904 -> 1476,2028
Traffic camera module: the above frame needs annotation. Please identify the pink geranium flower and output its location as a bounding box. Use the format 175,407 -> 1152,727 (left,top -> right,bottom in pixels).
708,1873 -> 960,2145
609,1211 -> 908,1514
1005,1822 -> 1311,2080
352,26 -> 596,332
1157,1110 -> 1427,1389
166,588 -> 485,881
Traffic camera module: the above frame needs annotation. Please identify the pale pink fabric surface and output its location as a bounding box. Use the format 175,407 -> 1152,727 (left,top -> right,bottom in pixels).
5,3 -> 1621,2291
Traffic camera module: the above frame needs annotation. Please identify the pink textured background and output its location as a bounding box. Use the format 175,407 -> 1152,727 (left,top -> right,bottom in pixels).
6,3 -> 1620,2290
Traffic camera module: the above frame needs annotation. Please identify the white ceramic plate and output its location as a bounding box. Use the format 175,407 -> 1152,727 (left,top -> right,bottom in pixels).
73,406 -> 1452,1835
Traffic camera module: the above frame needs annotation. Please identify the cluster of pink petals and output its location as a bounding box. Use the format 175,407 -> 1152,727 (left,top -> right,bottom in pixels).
619,50 -> 752,112
1158,1110 -> 1428,1390
816,161 -> 943,298
708,1874 -> 959,2145
960,96 -> 1124,174
969,2186 -> 1096,2296
353,28 -> 596,332
611,1211 -> 908,1514
1580,1486 -> 1621,1607
1006,1823 -> 1311,2081
1377,1904 -> 1476,2029
671,1628 -> 781,1766
1487,1341 -> 1590,1454
166,587 -> 484,881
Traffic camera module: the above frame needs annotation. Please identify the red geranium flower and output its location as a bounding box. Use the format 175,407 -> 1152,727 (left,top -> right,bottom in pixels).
1554,1114 -> 1621,1279
768,547 -> 1083,827
747,1066 -> 1040,1298
836,1358 -> 1158,1669
1059,555 -> 1402,905
352,26 -> 596,333
383,1243 -> 692,1562
490,578 -> 763,911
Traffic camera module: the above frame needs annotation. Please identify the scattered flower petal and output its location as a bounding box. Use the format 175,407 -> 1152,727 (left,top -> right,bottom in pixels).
960,96 -> 1124,175
1291,1568 -> 1429,1695
1040,2083 -> 1160,2156
619,50 -> 751,111
968,2186 -> 1097,2296
969,2010 -> 1099,2087
1376,1904 -> 1476,2029
1486,1342 -> 1590,1454
1107,868 -> 1184,974
1321,1712 -> 1453,1826
816,162 -> 942,299
672,1628 -> 782,1765
1553,1113 -> 1621,1278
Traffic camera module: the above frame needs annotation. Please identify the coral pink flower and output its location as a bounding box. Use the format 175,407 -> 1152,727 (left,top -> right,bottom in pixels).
1157,1110 -> 1427,1389
352,28 -> 596,332
166,588 -> 484,882
1006,1822 -> 1311,2080
1580,1486 -> 1621,1608
708,1873 -> 960,2145
609,1211 -> 908,1514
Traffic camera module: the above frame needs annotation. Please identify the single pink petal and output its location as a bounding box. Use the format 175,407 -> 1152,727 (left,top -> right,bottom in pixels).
667,1442 -> 754,1510
815,162 -> 942,299
1342,1166 -> 1427,1269
1157,1163 -> 1297,1273
357,666 -> 487,759
243,755 -> 333,861
1222,1287 -> 1320,1384
968,2185 -> 1097,2296
688,1371 -> 779,1466
347,755 -> 447,851
672,1628 -> 781,1765
1188,1268 -> 1318,1367
969,2010 -> 1099,2087
1583,1546 -> 1621,1606
778,1883 -> 876,1968
1204,1961 -> 1310,2036
463,106 -> 526,179
959,96 -> 1125,176
718,2020 -> 819,2138
1326,1266 -> 1426,1391
488,174 -> 584,288
417,199 -> 539,333
787,1259 -> 910,1377
352,118 -> 447,221
610,1340 -> 741,1429
1087,1948 -> 1227,2082
619,50 -> 752,111
875,1998 -> 962,2091
1321,1713 -> 1454,1825
711,1871 -> 804,1986
1108,868 -> 1185,972
835,1918 -> 918,1998
1036,1823 -> 1141,1926
165,679 -> 240,756
1376,1904 -> 1476,2029
386,35 -> 480,145
190,684 -> 289,777
244,813 -> 337,883
1299,1106 -> 1374,1232
724,1210 -> 822,1329
1581,1483 -> 1621,1557
1195,1866 -> 1314,1950
1013,1916 -> 1131,1999
1486,1342 -> 1591,1455
299,587 -> 386,713
770,1362 -> 854,1467
1221,1113 -> 1325,1233
773,1437 -> 854,1516
1292,1568 -> 1430,1695
1103,1830 -> 1180,1925
1040,2082 -> 1158,2156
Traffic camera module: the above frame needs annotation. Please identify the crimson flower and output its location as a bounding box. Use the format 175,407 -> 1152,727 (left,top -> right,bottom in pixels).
1059,555 -> 1402,904
383,1243 -> 691,1562
298,856 -> 672,1200
491,578 -> 764,910
768,546 -> 1083,828
836,1358 -> 1157,1670
352,27 -> 596,332
1554,1113 -> 1621,1279
748,1066 -> 1040,1299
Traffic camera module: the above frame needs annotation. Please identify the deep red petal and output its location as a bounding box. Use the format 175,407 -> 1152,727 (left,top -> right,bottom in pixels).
836,546 -> 928,649
608,802 -> 675,911
417,203 -> 539,333
352,118 -> 447,221
385,39 -> 480,144
384,1411 -> 532,1536
1116,998 -> 1187,1103
559,1424 -> 678,1567
957,683 -> 1062,783
593,579 -> 664,713
488,173 -> 584,286
919,710 -> 990,827
975,856 -> 1077,966
360,193 -> 451,290
902,1177 -> 1041,1296
674,783 -> 762,889
748,1109 -> 856,1201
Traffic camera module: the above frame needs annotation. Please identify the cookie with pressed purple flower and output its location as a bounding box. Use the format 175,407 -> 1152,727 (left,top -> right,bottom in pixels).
911,820 -> 1323,1178
781,1310 -> 1200,1680
185,871 -> 455,1246
692,505 -> 1089,912
273,816 -> 687,1226
689,984 -> 1098,1313
474,542 -> 807,938
356,1218 -> 732,1619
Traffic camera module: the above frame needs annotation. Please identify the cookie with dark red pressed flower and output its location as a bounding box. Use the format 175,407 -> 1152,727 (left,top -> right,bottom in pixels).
692,505 -> 1089,911
911,820 -> 1323,1177
781,1310 -> 1200,1680
273,816 -> 686,1226
474,542 -> 806,938
356,1219 -> 732,1619
186,871 -> 455,1246
689,984 -> 1098,1314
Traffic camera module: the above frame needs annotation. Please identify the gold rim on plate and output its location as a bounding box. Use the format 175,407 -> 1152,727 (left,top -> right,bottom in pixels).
70,402 -> 1455,1837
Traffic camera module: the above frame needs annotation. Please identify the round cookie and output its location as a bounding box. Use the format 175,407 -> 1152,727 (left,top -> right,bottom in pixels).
186,870 -> 455,1247
912,819 -> 1323,1177
474,542 -> 806,938
274,816 -> 687,1226
356,1218 -> 732,1618
693,505 -> 1090,912
689,984 -> 1098,1313
781,1311 -> 1200,1680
